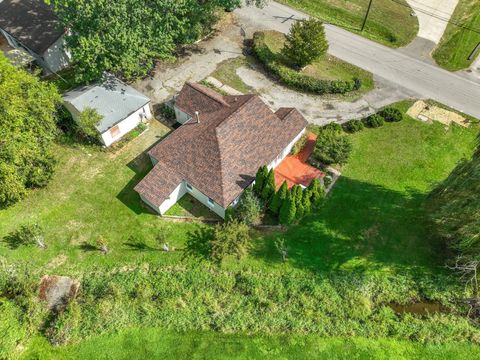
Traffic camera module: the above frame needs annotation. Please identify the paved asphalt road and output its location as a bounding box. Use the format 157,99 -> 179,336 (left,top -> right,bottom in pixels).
235,2 -> 480,119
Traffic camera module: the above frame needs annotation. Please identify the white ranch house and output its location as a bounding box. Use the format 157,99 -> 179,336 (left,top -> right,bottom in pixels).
135,82 -> 307,218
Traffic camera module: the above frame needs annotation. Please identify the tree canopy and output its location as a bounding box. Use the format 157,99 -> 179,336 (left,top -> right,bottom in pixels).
428,137 -> 480,260
313,126 -> 352,165
0,54 -> 60,207
282,19 -> 328,68
48,0 -> 265,82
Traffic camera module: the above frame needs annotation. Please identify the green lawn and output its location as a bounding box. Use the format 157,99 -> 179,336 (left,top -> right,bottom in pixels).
433,0 -> 480,70
2,102 -> 480,358
22,329 -> 480,360
263,101 -> 477,274
0,120 -> 201,270
261,30 -> 374,98
210,57 -> 255,94
277,0 -> 418,47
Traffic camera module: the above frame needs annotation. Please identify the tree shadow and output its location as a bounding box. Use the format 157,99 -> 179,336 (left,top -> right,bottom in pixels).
3,233 -> 23,249
252,176 -> 447,275
78,242 -> 100,252
116,151 -> 157,215
183,225 -> 214,261
123,235 -> 157,251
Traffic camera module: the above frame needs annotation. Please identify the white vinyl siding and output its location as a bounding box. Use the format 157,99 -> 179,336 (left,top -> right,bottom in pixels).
156,180 -> 226,219
268,128 -> 306,170
174,105 -> 191,124
98,104 -> 151,146
42,35 -> 70,73
158,183 -> 187,215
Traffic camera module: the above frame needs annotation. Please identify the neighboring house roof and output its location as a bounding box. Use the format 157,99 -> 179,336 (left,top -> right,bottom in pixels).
135,82 -> 308,209
63,74 -> 151,133
0,0 -> 64,54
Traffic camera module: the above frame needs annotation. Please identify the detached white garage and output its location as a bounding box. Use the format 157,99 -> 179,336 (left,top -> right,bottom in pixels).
63,74 -> 152,146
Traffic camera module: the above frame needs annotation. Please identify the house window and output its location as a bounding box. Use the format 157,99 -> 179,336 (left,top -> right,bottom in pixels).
186,183 -> 193,192
109,125 -> 121,139
207,198 -> 215,207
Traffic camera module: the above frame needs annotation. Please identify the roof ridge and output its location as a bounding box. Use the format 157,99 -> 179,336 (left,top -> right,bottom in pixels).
275,107 -> 295,119
214,95 -> 259,206
216,95 -> 258,131
186,82 -> 231,108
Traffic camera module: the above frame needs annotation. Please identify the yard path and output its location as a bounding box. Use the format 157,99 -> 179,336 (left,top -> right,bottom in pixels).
236,66 -> 416,125
134,16 -> 244,104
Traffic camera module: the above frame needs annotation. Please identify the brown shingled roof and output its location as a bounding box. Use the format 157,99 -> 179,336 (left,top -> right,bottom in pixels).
135,82 -> 307,209
0,0 -> 64,55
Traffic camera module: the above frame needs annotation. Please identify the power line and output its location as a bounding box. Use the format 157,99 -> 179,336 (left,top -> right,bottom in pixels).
388,0 -> 480,36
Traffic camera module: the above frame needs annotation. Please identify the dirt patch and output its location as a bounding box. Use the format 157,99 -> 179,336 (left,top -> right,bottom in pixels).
39,275 -> 80,312
46,254 -> 68,269
407,100 -> 469,127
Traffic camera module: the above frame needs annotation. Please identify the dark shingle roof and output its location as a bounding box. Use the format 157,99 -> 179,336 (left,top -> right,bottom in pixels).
0,0 -> 64,54
135,82 -> 307,209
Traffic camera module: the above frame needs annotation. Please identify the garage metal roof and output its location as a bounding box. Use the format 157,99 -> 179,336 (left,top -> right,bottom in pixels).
63,74 -> 151,133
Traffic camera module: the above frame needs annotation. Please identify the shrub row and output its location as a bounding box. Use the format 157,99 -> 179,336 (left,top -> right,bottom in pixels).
342,107 -> 403,133
253,32 -> 361,95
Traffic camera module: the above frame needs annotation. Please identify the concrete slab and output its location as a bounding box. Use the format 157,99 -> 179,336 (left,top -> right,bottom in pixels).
405,0 -> 459,44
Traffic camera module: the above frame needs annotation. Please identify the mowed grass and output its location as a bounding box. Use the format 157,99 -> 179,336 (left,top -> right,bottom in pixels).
22,329 -> 480,360
433,0 -> 480,70
277,0 -> 418,47
261,30 -> 374,98
2,102 -> 480,358
266,102 -> 478,274
210,57 -> 255,94
0,102 -> 476,275
0,121 -> 201,270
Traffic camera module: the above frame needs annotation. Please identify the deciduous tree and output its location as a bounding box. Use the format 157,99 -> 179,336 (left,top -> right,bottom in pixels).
313,126 -> 352,165
48,0 -> 265,82
0,54 -> 60,207
210,220 -> 251,262
78,107 -> 102,142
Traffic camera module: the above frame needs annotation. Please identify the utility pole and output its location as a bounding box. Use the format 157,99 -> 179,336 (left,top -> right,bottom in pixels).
361,0 -> 373,32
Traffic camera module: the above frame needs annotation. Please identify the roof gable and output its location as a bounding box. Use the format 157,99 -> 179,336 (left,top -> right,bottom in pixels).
175,82 -> 231,117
